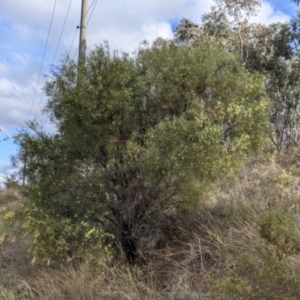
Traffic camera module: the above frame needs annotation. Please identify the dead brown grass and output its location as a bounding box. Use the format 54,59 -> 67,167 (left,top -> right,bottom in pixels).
1,150 -> 300,299
0,189 -> 21,208
22,263 -> 158,300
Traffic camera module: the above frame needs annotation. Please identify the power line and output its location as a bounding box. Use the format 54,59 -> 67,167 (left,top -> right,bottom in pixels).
67,27 -> 79,59
35,0 -> 74,119
88,0 -> 97,24
29,0 -> 57,120
52,0 -> 74,64
73,45 -> 79,61
33,0 -> 98,118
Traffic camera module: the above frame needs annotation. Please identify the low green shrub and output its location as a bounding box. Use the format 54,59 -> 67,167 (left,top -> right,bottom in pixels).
258,210 -> 300,259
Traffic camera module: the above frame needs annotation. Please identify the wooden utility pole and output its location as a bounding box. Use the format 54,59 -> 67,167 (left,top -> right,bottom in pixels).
78,0 -> 88,65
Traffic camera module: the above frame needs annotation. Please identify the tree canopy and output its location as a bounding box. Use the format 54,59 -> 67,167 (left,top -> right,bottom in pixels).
175,3 -> 300,150
12,38 -> 269,264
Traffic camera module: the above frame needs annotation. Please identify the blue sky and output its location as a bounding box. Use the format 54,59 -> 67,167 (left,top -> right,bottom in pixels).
0,0 -> 298,185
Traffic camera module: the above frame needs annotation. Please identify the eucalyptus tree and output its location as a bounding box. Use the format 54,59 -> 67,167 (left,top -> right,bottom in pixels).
176,0 -> 300,150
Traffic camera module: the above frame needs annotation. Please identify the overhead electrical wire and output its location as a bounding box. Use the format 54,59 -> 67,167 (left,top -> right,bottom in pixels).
88,0 -> 98,24
67,27 -> 79,59
52,0 -> 74,65
29,0 -> 57,120
35,0 -> 74,119
33,0 -> 98,119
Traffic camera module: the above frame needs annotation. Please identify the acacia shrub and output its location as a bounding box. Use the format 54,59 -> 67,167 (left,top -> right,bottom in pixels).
12,40 -> 269,264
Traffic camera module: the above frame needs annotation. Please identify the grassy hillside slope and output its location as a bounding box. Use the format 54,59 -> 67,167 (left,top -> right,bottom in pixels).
1,150 -> 300,300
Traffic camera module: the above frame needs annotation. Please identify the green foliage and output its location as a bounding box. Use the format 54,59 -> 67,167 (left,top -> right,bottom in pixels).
176,2 -> 300,151
258,210 -> 300,259
1,201 -> 113,265
0,182 -> 112,266
212,277 -> 252,300
13,39 -> 269,264
259,255 -> 293,282
243,20 -> 300,150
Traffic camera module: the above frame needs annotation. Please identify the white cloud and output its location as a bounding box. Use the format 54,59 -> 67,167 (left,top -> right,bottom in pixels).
251,1 -> 291,24
142,21 -> 174,41
0,175 -> 6,189
0,55 -> 45,130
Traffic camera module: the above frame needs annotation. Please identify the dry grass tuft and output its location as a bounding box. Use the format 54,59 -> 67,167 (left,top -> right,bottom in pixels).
0,189 -> 21,208
1,150 -> 300,299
